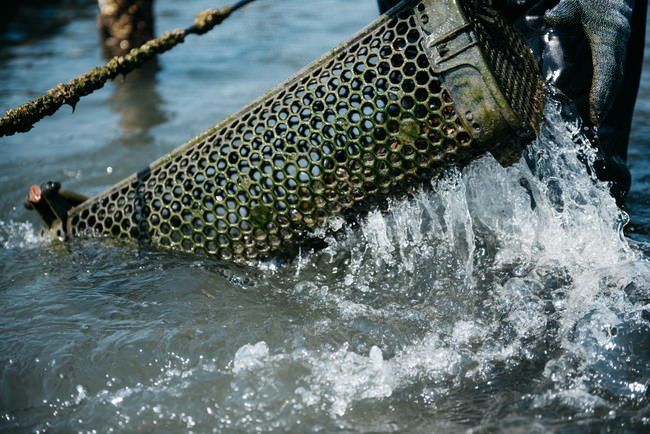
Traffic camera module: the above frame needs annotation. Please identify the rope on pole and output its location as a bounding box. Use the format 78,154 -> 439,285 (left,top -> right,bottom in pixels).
0,0 -> 258,138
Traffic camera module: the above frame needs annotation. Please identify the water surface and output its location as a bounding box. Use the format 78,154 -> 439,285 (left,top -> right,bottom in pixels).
1,1 -> 649,432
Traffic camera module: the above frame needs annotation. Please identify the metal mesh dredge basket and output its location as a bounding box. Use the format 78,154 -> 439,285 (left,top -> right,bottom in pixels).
28,0 -> 545,262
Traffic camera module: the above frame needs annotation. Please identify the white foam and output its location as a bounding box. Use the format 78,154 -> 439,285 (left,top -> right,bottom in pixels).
0,220 -> 46,249
232,342 -> 270,374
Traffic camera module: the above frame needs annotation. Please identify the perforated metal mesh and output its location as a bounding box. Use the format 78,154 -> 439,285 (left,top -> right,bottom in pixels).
65,0 -> 545,261
460,0 -> 544,144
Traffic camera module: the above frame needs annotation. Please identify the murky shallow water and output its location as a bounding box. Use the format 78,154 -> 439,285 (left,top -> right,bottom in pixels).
1,1 -> 649,432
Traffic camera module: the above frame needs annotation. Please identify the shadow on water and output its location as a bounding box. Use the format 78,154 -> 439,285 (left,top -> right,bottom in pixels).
107,59 -> 167,146
0,0 -> 96,49
1,0 -> 166,146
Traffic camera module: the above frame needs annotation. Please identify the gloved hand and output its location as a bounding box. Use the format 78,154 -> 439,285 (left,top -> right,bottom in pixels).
545,0 -> 634,126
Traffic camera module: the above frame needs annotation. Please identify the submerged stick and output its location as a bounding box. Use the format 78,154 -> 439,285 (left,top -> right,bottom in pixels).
0,0 -> 257,138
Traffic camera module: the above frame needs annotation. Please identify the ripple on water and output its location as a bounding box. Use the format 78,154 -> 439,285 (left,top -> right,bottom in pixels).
1,80 -> 649,433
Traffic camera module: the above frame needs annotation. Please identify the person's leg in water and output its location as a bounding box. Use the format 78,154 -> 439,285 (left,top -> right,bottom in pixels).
376,0 -> 647,206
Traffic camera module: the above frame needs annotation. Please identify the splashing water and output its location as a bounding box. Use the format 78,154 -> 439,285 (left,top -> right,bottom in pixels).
1,96 -> 648,432
0,220 -> 45,249
230,95 -> 650,427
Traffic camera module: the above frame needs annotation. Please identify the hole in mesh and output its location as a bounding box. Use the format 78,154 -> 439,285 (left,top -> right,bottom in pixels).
362,119 -> 374,132
347,143 -> 361,156
226,182 -> 238,195
219,248 -> 233,260
429,80 -> 442,94
382,28 -> 395,44
288,115 -> 300,128
402,79 -> 415,93
396,21 -> 408,35
238,205 -> 250,219
217,158 -> 228,171
376,78 -> 389,93
310,117 -> 323,130
335,133 -> 348,148
302,93 -> 314,106
284,178 -> 298,191
414,104 -> 427,119
275,123 -> 288,136
393,37 -> 407,51
387,120 -> 399,133
238,160 -> 250,174
428,130 -> 442,143
261,193 -> 273,205
374,111 -> 386,125
314,85 -> 326,98
298,171 -> 310,184
291,156 -> 307,169
443,123 -> 457,136
181,224 -> 192,236
322,142 -> 334,155
429,114 -> 442,127
334,150 -> 347,163
181,239 -> 193,251
416,54 -> 429,69
227,213 -> 238,225
387,104 -> 400,117
414,137 -> 428,151
344,53 -> 356,68
348,93 -> 361,108
310,132 -> 323,146
374,128 -> 387,141
401,95 -> 414,110
323,157 -> 335,171
217,220 -> 228,232
271,155 -> 285,169
407,28 -> 420,43
389,70 -> 403,84
457,131 -> 471,144
442,106 -> 456,119
274,200 -> 287,212
429,97 -> 442,111
206,239 -> 217,252
203,226 -> 217,239
298,123 -> 311,137
415,87 -> 428,102
224,198 -> 236,211
328,77 -> 340,91
348,110 -> 361,123
377,61 -> 390,76
193,235 -> 205,249
273,170 -> 285,182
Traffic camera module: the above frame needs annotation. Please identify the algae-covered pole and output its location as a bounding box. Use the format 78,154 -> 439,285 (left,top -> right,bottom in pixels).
98,0 -> 155,58
0,0 -> 257,138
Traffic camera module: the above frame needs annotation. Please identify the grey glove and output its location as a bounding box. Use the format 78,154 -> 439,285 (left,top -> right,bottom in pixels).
545,0 -> 634,126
